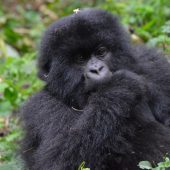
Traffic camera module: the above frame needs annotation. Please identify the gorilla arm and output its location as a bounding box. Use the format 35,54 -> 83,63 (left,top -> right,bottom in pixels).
24,70 -> 170,170
21,90 -> 80,170
52,70 -> 170,170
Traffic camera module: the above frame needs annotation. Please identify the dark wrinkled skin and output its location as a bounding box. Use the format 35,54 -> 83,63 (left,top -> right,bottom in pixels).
21,9 -> 170,170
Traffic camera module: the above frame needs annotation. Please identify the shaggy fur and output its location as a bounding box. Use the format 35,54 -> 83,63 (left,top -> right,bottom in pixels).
21,9 -> 170,170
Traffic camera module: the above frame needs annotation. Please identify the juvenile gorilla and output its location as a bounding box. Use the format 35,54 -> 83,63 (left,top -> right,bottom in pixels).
21,9 -> 170,170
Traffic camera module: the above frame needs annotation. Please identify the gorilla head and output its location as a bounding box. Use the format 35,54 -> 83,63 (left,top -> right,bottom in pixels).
38,9 -> 135,106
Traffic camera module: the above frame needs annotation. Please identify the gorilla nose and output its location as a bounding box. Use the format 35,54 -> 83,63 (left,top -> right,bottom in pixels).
89,66 -> 104,75
86,64 -> 110,81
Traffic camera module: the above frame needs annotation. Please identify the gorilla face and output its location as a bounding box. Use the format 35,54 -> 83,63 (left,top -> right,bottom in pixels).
71,45 -> 113,91
84,47 -> 113,91
38,9 -> 135,102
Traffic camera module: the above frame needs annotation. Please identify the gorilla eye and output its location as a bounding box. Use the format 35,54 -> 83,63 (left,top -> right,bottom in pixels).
75,54 -> 86,64
95,47 -> 107,56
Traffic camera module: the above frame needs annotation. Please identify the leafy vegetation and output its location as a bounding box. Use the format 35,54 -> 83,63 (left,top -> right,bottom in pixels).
0,0 -> 170,169
0,117 -> 23,170
77,158 -> 170,170
139,157 -> 170,170
78,161 -> 90,170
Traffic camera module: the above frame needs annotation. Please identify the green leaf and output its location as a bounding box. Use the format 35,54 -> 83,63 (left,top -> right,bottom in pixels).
4,87 -> 18,105
78,161 -> 90,170
138,161 -> 153,169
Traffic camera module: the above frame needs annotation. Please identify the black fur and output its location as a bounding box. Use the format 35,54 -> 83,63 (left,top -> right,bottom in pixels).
21,9 -> 170,170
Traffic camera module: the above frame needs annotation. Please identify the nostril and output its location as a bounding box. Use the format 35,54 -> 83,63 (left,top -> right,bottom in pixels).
90,69 -> 98,74
99,66 -> 104,71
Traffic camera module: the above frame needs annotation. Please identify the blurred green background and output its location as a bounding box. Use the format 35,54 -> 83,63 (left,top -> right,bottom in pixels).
0,0 -> 170,169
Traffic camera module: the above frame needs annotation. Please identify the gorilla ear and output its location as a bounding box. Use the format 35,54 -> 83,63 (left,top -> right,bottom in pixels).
38,71 -> 49,81
37,57 -> 51,81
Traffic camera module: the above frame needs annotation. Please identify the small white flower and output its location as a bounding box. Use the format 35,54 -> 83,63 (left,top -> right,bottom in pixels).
73,8 -> 80,14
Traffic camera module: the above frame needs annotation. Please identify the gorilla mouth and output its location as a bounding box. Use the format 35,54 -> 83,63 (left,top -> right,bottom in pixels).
84,72 -> 113,92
